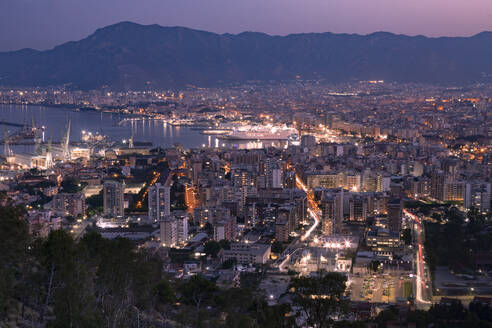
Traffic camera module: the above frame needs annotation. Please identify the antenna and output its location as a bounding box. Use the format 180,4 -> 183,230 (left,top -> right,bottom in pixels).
129,133 -> 134,148
3,128 -> 12,157
62,119 -> 71,160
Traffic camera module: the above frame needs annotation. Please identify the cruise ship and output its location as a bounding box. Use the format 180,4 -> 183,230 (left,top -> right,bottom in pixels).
217,126 -> 296,141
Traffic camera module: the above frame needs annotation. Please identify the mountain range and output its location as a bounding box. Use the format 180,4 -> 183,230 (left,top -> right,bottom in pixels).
1,22 -> 492,89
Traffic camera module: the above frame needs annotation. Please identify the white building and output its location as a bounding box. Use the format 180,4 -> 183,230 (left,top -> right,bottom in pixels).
103,180 -> 124,218
160,216 -> 177,247
13,152 -> 52,169
222,243 -> 271,264
271,168 -> 283,188
148,183 -> 170,222
160,213 -> 189,247
465,182 -> 491,212
175,213 -> 189,245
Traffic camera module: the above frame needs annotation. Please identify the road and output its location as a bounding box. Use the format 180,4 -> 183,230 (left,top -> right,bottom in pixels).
279,247 -> 302,273
277,172 -> 320,272
404,209 -> 432,308
71,218 -> 92,240
295,175 -> 320,242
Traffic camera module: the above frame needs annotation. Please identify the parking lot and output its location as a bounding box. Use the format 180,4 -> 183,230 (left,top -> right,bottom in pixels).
348,274 -> 410,303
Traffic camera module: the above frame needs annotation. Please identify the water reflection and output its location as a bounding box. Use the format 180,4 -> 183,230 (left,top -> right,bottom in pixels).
0,104 -> 288,154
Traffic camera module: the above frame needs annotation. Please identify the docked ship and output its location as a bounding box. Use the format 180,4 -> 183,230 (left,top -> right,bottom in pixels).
217,126 -> 296,141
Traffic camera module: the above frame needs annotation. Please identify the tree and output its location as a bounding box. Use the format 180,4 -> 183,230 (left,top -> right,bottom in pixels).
470,299 -> 492,322
60,177 -> 86,194
289,272 -> 348,327
41,230 -> 102,327
272,241 -> 284,254
402,228 -> 412,245
179,274 -> 217,319
225,313 -> 257,328
65,215 -> 75,223
86,189 -> 104,209
78,232 -> 165,327
219,239 -> 231,250
0,197 -> 28,319
407,309 -> 431,327
253,300 -> 297,328
155,279 -> 176,305
222,258 -> 236,269
375,306 -> 398,327
204,240 -> 222,258
431,213 -> 442,222
204,222 -> 214,235
214,287 -> 255,315
429,300 -> 468,323
467,207 -> 486,234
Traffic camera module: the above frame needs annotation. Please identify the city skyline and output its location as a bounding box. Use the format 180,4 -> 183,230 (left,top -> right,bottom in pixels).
1,0 -> 492,51
0,2 -> 491,327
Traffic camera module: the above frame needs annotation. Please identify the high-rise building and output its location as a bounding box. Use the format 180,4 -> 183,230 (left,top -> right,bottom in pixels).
231,169 -> 252,187
159,213 -> 188,247
377,174 -> 391,192
175,212 -> 189,245
465,182 -> 491,212
148,183 -> 170,222
349,194 -> 368,223
160,216 -> 177,247
387,198 -> 403,233
214,216 -> 237,241
411,177 -> 430,198
52,193 -> 86,218
372,192 -> 389,215
305,172 -> 344,189
301,135 -> 316,149
271,168 -> 282,188
345,173 -> 361,192
263,158 -> 282,189
321,195 -> 336,235
284,171 -> 297,189
275,217 -> 290,242
411,161 -> 424,177
191,161 -> 202,184
431,170 -> 445,201
321,188 -> 344,233
444,180 -> 465,202
103,180 -> 124,218
362,171 -> 378,192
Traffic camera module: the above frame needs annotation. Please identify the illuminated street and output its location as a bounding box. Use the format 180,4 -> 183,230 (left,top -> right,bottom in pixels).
295,174 -> 320,242
404,209 -> 432,308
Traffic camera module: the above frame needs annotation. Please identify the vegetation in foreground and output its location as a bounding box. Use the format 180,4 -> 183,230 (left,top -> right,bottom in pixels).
2,196 -> 492,328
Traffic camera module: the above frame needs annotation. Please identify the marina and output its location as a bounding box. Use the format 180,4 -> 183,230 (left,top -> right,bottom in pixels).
0,105 -> 301,155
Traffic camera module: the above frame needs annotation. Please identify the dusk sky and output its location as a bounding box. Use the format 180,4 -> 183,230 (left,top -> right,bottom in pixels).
1,0 -> 492,51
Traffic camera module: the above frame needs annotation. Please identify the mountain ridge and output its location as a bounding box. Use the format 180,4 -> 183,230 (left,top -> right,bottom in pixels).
1,21 -> 492,89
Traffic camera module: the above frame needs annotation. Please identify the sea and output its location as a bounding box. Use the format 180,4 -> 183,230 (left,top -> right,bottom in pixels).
0,104 -> 284,154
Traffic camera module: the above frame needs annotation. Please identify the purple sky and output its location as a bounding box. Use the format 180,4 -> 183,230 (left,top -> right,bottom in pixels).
1,0 -> 492,51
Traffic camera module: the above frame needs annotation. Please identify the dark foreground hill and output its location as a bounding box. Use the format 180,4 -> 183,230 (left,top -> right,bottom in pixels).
1,21 -> 492,89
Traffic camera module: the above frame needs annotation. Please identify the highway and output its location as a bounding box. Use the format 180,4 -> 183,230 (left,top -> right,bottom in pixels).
404,209 -> 432,308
